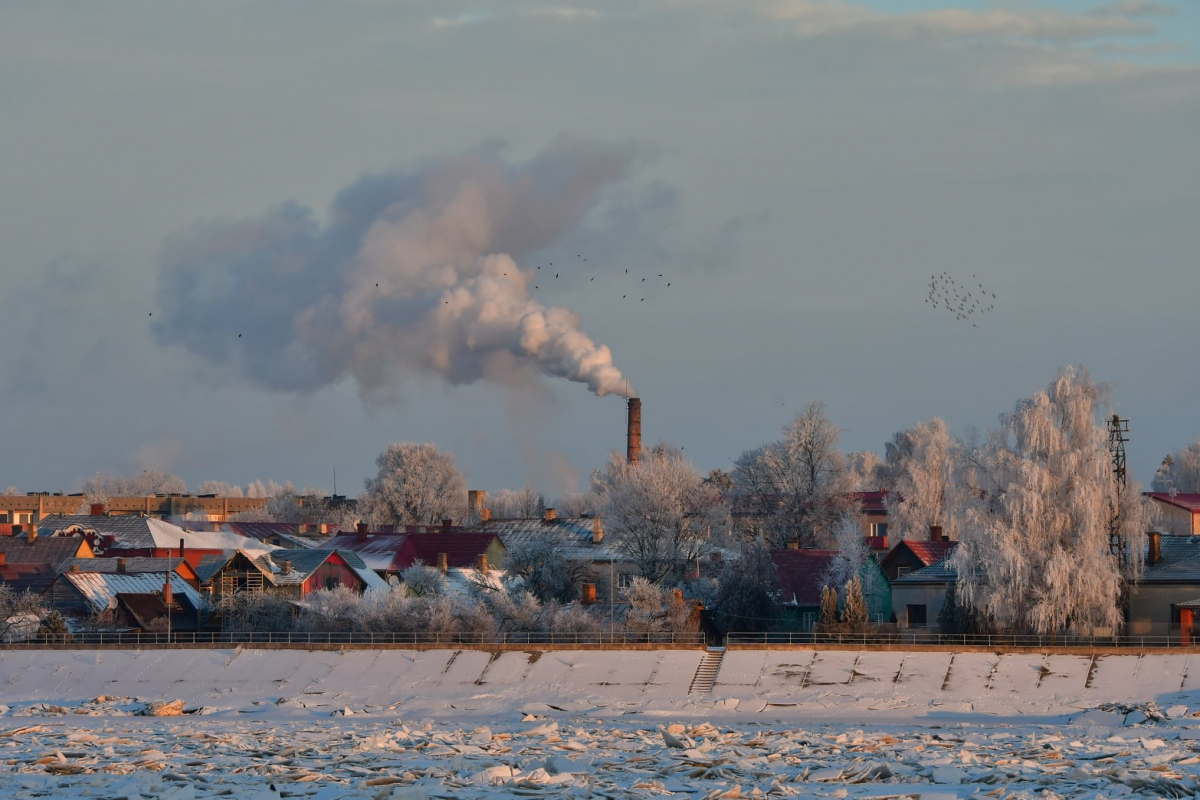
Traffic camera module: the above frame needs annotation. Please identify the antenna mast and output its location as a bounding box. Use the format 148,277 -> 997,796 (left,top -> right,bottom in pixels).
1108,414 -> 1130,568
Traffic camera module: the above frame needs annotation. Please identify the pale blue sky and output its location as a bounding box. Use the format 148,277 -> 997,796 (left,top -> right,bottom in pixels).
1,1 -> 1198,498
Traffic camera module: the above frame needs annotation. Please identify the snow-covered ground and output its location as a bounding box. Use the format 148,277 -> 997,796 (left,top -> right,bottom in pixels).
5,648 -> 1200,797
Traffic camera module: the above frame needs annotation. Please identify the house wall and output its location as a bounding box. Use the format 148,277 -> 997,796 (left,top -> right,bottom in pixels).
1129,584 -> 1200,635
301,557 -> 362,596
891,582 -> 951,629
882,549 -> 927,582
484,538 -> 508,570
859,560 -> 893,623
1153,502 -> 1198,536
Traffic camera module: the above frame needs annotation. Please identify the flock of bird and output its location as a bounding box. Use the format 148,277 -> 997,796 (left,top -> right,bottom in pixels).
531,253 -> 670,302
926,272 -> 996,329
150,263 -> 996,338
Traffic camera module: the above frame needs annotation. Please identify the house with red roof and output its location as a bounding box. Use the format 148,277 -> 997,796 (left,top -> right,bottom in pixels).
1147,492 -> 1200,537
771,547 -> 892,631
879,533 -> 958,582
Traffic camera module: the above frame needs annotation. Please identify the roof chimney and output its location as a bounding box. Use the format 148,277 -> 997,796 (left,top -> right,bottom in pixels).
592,516 -> 604,544
543,507 -> 557,522
69,562 -> 79,572
319,523 -> 328,535
162,577 -> 173,606
480,507 -> 492,522
468,490 -> 487,522
0,552 -> 6,567
787,539 -> 800,550
580,583 -> 597,605
117,557 -> 126,573
179,538 -> 185,561
929,525 -> 943,543
357,522 -> 368,541
626,397 -> 642,465
90,503 -> 106,517
282,560 -> 292,575
476,553 -> 488,575
437,552 -> 448,574
25,524 -> 37,544
210,520 -> 221,532
441,518 -> 452,533
1149,531 -> 1162,566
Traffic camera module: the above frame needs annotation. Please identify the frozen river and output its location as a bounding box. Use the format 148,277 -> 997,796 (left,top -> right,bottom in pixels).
4,647 -> 1200,797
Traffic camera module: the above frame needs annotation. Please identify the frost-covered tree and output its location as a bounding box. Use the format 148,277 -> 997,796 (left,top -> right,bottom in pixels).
952,366 -> 1157,635
877,418 -> 964,541
593,444 -> 729,584
2,486 -> 20,496
486,486 -> 545,519
623,577 -> 693,634
226,482 -> 355,528
1153,444 -> 1200,493
197,480 -> 246,498
215,590 -> 294,633
503,533 -> 591,603
818,585 -> 841,633
359,443 -> 466,527
400,561 -> 446,597
732,403 -> 854,549
824,516 -> 868,594
552,492 -> 595,518
846,451 -> 882,492
839,575 -> 870,633
81,470 -> 187,501
712,539 -> 781,632
0,585 -> 44,643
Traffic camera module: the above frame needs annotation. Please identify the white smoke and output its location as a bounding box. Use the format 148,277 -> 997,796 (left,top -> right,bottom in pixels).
153,139 -> 636,400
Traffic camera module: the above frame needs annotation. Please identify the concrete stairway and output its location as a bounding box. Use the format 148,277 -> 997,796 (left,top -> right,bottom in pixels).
688,648 -> 725,695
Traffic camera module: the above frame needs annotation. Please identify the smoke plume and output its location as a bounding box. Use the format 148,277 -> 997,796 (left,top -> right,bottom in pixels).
153,139 -> 636,399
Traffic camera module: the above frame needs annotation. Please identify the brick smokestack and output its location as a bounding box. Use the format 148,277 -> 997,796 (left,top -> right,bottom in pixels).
626,397 -> 642,466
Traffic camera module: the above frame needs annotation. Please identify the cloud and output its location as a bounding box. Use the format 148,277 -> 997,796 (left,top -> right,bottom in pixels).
764,1 -> 1150,42
152,139 -> 648,402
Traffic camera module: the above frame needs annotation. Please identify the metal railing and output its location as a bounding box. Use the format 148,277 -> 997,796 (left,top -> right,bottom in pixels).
2,630 -> 706,649
725,630 -> 1200,649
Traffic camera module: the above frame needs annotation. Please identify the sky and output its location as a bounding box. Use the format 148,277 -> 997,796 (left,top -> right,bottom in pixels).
1,0 -> 1198,499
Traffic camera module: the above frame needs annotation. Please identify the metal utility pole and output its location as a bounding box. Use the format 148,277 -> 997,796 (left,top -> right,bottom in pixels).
1108,414 -> 1130,568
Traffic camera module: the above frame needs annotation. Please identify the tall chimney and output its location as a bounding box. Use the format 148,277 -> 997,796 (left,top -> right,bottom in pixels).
929,525 -> 943,543
626,397 -> 642,465
592,516 -> 604,544
1149,531 -> 1162,566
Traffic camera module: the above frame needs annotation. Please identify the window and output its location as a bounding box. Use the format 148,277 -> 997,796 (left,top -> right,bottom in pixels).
616,572 -> 635,590
907,604 -> 927,627
896,566 -> 911,577
871,522 -> 888,538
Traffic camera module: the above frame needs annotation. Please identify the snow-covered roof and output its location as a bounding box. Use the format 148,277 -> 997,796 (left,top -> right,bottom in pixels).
61,571 -> 201,614
254,550 -> 390,594
1147,492 -> 1200,513
39,515 -> 277,554
893,558 -> 957,583
464,517 -> 621,561
1140,535 -> 1200,583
